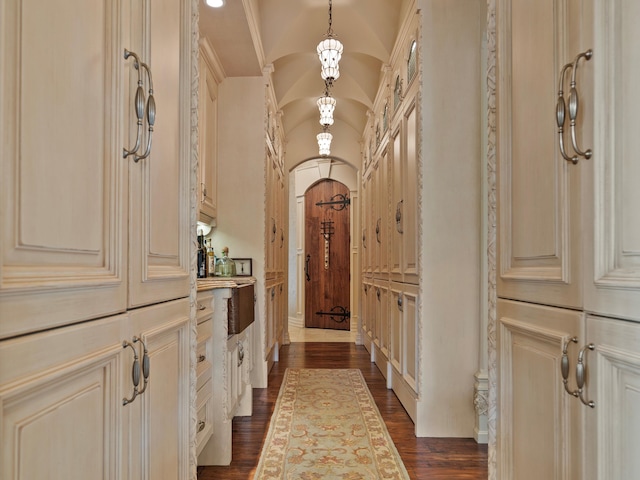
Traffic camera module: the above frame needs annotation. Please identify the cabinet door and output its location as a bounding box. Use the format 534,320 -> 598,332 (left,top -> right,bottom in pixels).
584,315 -> 640,480
128,0 -> 191,308
0,0 -> 128,338
496,0 -> 584,308
390,126 -> 403,282
497,299 -> 584,480
389,285 -> 403,374
583,0 -> 640,322
0,314 -> 127,480
198,48 -> 218,223
126,298 -> 190,480
402,100 -> 418,284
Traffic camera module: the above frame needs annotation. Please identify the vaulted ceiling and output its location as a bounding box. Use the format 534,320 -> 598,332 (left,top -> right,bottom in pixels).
199,0 -> 413,168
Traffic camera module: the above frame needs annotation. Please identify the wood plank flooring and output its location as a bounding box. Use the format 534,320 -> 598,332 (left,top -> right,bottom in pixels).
197,342 -> 488,479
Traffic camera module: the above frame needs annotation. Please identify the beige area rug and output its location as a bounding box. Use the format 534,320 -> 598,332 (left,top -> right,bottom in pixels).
254,368 -> 410,480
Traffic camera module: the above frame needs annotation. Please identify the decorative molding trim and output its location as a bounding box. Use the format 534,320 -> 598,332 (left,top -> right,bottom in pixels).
474,371 -> 489,444
189,0 -> 200,478
486,0 -> 498,477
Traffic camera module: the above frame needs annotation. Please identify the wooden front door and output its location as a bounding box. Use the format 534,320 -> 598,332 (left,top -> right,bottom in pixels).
304,180 -> 350,330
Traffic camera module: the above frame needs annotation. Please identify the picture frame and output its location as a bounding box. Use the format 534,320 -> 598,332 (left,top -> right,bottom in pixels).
234,258 -> 252,276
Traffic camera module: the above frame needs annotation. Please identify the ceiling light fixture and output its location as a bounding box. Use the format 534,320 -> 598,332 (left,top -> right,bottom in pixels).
317,128 -> 333,156
205,0 -> 224,7
317,88 -> 336,126
317,0 -> 343,84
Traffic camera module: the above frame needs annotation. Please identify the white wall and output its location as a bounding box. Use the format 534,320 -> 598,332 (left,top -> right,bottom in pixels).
416,0 -> 484,436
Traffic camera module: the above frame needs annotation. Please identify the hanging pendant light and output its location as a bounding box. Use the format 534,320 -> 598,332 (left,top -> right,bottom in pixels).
317,128 -> 333,156
317,0 -> 343,84
317,89 -> 336,126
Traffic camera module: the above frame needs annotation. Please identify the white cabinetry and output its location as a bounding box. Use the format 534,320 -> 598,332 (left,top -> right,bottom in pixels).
198,282 -> 254,466
198,40 -> 220,224
496,0 -> 640,477
195,290 -> 214,455
0,0 -> 193,478
0,298 -> 191,480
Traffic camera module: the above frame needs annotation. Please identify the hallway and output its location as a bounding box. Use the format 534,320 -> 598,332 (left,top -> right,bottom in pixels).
197,342 -> 488,479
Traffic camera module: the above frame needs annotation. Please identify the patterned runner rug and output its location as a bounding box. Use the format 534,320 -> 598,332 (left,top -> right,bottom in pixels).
254,368 -> 410,479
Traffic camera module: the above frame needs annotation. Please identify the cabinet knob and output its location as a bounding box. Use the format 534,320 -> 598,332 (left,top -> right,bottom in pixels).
198,420 -> 206,432
198,354 -> 206,363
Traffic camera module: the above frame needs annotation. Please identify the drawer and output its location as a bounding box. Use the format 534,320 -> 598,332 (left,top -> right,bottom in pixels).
196,290 -> 214,324
196,340 -> 212,391
196,379 -> 213,455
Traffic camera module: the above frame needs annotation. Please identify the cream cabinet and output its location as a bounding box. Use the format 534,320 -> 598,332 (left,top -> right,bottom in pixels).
0,298 -> 191,480
0,0 -> 194,478
195,290 -> 214,455
496,0 -> 640,477
198,40 -> 220,224
390,96 -> 418,285
198,284 -> 254,466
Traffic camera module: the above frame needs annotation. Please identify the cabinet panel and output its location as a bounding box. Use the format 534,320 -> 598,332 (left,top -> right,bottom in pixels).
402,103 -> 418,283
390,127 -> 402,281
402,285 -> 418,391
584,315 -> 640,480
497,299 -> 583,480
497,0 -> 582,308
198,47 -> 218,222
0,314 -> 126,480
0,0 -> 127,338
128,0 -> 190,308
584,0 -> 640,321
127,298 -> 190,480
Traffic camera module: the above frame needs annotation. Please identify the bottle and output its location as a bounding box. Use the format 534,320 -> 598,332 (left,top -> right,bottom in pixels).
207,240 -> 216,277
217,246 -> 236,276
197,234 -> 206,278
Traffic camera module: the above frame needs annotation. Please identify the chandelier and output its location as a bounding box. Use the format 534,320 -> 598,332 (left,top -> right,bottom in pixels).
317,90 -> 336,126
317,129 -> 333,156
317,0 -> 343,84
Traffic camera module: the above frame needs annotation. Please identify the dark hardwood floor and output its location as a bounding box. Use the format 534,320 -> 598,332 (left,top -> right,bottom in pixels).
197,342 -> 488,479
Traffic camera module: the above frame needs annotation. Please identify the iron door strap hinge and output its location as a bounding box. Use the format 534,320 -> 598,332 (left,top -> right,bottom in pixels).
315,305 -> 350,323
315,193 -> 350,210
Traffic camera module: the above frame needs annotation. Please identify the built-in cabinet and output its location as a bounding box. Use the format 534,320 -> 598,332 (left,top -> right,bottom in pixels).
496,0 -> 640,477
361,4 -> 483,438
0,0 -> 193,478
197,282 -> 254,466
360,18 -> 421,426
198,39 -> 220,224
264,101 -> 287,368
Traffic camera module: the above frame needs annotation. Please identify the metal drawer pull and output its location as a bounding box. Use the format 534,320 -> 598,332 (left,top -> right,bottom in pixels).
198,421 -> 206,432
556,63 -> 579,164
397,295 -> 403,311
135,336 -> 150,396
122,340 -> 140,406
198,303 -> 206,311
568,49 -> 593,160
134,62 -> 156,162
576,343 -> 595,408
123,49 -> 145,159
198,354 -> 206,363
560,336 -> 579,397
395,200 -> 403,233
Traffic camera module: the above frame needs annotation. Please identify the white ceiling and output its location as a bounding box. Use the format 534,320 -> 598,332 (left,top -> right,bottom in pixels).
199,0 -> 413,166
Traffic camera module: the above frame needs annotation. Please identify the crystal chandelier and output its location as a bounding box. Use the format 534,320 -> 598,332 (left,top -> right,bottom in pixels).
317,129 -> 333,156
317,90 -> 336,126
317,0 -> 343,84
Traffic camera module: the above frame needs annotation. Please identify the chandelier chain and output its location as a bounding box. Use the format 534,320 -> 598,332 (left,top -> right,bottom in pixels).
327,0 -> 333,35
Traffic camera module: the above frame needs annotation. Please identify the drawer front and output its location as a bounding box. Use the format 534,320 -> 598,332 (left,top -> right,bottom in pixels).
196,379 -> 213,455
196,290 -> 214,324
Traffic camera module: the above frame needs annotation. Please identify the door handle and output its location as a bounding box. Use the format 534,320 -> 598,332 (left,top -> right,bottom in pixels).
568,50 -> 593,160
560,336 -> 579,397
305,254 -> 311,282
576,343 -> 596,408
556,63 -> 579,164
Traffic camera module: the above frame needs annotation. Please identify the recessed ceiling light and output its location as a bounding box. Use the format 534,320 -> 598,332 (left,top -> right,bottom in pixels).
206,0 -> 224,7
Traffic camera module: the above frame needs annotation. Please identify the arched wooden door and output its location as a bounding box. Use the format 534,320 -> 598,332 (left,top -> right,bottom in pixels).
304,179 -> 351,330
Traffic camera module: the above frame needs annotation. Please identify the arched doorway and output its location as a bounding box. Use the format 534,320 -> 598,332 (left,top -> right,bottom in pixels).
304,179 -> 351,330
